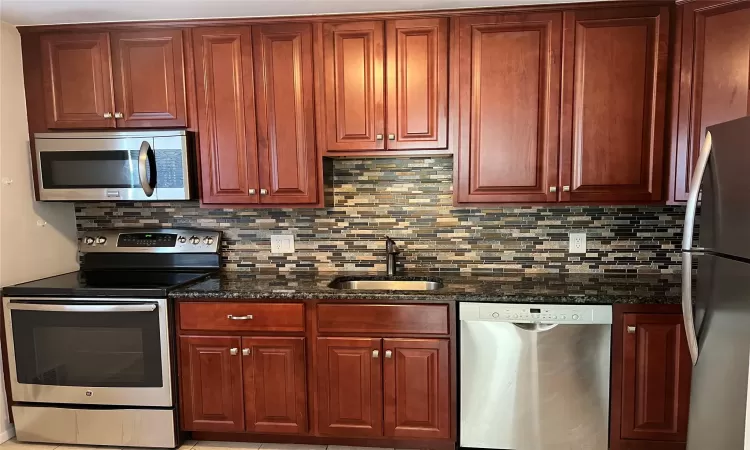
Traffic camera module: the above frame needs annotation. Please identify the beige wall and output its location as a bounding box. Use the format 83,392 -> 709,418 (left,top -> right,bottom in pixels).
0,21 -> 79,441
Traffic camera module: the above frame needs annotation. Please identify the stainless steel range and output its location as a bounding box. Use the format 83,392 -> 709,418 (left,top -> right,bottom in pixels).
2,228 -> 221,448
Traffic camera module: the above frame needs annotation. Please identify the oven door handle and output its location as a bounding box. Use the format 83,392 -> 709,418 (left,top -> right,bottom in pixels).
7,303 -> 157,313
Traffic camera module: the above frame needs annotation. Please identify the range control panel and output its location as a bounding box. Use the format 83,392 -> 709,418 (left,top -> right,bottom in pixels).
460,303 -> 613,325
80,228 -> 221,254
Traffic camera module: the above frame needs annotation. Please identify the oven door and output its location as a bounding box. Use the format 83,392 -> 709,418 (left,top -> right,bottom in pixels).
3,297 -> 172,407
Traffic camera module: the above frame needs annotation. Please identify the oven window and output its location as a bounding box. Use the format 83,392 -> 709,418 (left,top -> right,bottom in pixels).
39,150 -> 142,189
11,307 -> 163,387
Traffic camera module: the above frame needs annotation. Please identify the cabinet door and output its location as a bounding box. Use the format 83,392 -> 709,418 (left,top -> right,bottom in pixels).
179,335 -> 244,432
620,314 -> 692,442
323,21 -> 385,151
253,23 -> 318,205
317,337 -> 382,437
111,29 -> 187,128
385,18 -> 448,150
670,2 -> 750,202
193,26 -> 260,205
242,337 -> 307,434
560,7 -> 669,203
455,13 -> 562,203
383,338 -> 450,439
40,33 -> 115,129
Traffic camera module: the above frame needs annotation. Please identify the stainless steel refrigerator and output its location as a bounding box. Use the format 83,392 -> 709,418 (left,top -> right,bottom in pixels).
683,115 -> 750,449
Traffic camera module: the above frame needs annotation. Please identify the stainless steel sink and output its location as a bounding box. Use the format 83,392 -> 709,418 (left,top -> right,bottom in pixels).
328,277 -> 444,291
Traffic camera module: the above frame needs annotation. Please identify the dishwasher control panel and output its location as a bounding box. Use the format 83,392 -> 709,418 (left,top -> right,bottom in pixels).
459,303 -> 613,324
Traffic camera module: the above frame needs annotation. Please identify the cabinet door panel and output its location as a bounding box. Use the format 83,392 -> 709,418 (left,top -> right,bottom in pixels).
179,335 -> 244,432
323,21 -> 385,151
560,7 -> 669,203
193,27 -> 259,204
40,33 -> 115,129
621,314 -> 692,441
111,29 -> 187,127
386,18 -> 448,150
671,2 -> 750,202
253,23 -> 318,205
456,13 -> 561,203
383,338 -> 450,439
317,337 -> 382,437
243,337 -> 307,434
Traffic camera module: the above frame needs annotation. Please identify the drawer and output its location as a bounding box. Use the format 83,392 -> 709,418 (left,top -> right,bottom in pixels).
317,304 -> 449,335
179,302 -> 305,332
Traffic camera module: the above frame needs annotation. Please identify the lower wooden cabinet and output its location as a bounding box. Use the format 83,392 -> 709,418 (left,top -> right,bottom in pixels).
316,336 -> 451,439
180,334 -> 307,434
610,305 -> 693,450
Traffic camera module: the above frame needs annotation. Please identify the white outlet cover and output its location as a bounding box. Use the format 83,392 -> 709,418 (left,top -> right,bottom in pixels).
569,232 -> 587,254
271,235 -> 295,254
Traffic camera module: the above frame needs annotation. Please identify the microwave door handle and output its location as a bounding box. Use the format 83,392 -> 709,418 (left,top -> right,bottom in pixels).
7,303 -> 157,313
138,141 -> 156,197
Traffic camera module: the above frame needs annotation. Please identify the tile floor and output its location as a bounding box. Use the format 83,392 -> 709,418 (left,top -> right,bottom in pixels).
1,440 -> 395,450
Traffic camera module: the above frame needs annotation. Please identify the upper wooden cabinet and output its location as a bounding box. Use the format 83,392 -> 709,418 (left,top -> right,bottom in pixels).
322,18 -> 448,152
559,6 -> 670,203
455,13 -> 562,203
40,33 -> 116,129
40,30 -> 187,129
194,24 -> 319,206
669,1 -> 750,203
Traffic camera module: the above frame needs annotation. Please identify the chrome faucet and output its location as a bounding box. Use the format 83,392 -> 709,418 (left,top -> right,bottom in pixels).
385,236 -> 401,277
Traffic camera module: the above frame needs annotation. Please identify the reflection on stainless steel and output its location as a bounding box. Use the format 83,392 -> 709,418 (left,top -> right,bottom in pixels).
328,278 -> 443,291
460,303 -> 612,450
8,302 -> 157,313
13,405 -> 176,448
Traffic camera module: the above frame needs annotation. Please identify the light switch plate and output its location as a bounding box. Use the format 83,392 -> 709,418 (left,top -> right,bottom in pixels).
569,232 -> 587,254
271,235 -> 295,254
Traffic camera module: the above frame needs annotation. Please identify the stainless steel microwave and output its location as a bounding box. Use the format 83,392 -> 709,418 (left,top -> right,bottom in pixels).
34,130 -> 193,201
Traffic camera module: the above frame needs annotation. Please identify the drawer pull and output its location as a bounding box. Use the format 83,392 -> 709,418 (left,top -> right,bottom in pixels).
627,326 -> 636,334
372,350 -> 379,358
242,348 -> 251,356
385,350 -> 393,358
227,314 -> 253,320
230,348 -> 238,356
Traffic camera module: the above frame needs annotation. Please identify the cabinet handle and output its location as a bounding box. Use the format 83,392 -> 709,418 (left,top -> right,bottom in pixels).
260,189 -> 268,195
372,350 -> 379,358
385,350 -> 393,358
627,326 -> 636,334
562,185 -> 571,192
376,134 -> 384,141
248,189 -> 256,195
103,112 -> 113,119
549,186 -> 557,193
242,348 -> 251,356
114,112 -> 123,119
227,314 -> 253,320
230,348 -> 238,356
388,134 -> 396,141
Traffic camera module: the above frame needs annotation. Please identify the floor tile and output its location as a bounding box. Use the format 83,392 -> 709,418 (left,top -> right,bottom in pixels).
2,439 -> 59,450
328,447 -> 394,450
260,445 -> 326,450
177,441 -> 198,450
194,442 -> 261,450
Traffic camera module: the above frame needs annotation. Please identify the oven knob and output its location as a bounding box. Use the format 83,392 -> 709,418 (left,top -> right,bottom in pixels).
178,236 -> 187,244
491,312 -> 500,319
84,237 -> 95,245
189,236 -> 200,245
96,236 -> 107,245
204,237 -> 214,245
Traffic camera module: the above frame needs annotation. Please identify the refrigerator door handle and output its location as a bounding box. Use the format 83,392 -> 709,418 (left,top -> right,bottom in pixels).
682,251 -> 699,365
682,132 -> 713,252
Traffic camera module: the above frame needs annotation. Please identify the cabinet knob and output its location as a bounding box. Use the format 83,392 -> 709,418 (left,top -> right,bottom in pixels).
103,112 -> 113,119
230,348 -> 238,356
388,134 -> 396,141
248,189 -> 256,195
372,349 -> 379,358
260,189 -> 268,195
562,185 -> 571,192
385,350 -> 393,358
376,134 -> 384,141
242,348 -> 251,356
549,186 -> 557,193
114,112 -> 123,119
627,326 -> 636,334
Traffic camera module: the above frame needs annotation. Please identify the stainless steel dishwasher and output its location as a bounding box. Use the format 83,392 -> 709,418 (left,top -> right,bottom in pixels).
459,303 -> 613,450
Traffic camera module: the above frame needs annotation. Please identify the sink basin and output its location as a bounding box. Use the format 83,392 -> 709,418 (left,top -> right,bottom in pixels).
328,276 -> 444,291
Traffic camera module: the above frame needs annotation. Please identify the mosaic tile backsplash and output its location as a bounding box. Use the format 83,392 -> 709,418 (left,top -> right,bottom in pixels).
75,157 -> 688,274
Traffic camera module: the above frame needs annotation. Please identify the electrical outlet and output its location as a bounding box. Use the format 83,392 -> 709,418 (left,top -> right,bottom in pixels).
271,235 -> 295,254
569,232 -> 587,254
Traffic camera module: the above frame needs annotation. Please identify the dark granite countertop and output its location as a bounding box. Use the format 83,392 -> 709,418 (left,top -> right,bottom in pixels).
170,271 -> 682,305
